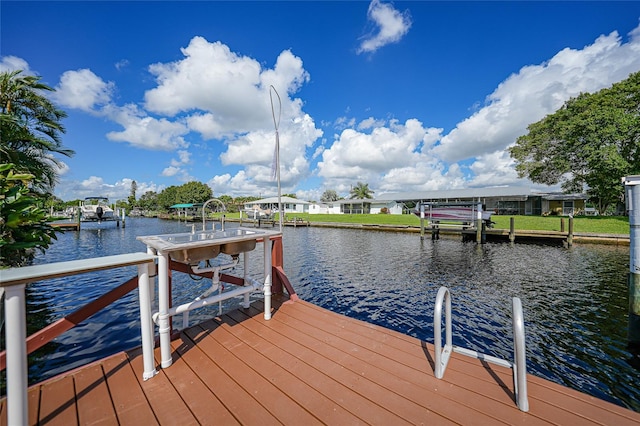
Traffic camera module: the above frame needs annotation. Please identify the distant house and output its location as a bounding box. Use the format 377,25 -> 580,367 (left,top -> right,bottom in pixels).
242,196 -> 311,215
376,187 -> 587,216
308,198 -> 403,215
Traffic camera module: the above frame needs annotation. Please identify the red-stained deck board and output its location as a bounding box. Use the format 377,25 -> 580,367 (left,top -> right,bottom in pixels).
1,295 -> 639,425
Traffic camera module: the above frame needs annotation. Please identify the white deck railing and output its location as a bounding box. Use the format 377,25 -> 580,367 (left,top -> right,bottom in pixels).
0,253 -> 157,426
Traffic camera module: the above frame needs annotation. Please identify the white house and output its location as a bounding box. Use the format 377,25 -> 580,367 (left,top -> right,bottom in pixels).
243,196 -> 311,215
308,199 -> 404,215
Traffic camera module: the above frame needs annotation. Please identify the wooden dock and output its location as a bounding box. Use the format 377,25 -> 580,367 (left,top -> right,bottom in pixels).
49,221 -> 80,231
4,295 -> 639,425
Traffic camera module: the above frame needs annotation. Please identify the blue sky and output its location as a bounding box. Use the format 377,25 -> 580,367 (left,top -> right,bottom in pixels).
2,1 -> 640,202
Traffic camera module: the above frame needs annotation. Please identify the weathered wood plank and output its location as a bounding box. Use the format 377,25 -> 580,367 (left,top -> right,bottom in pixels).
37,374 -> 78,425
180,324 -> 282,426
130,348 -> 199,425
74,363 -> 118,425
163,337 -> 241,425
102,352 -> 158,425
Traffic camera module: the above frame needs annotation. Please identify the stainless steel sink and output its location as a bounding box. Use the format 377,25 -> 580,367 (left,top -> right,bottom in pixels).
137,227 -> 270,264
169,245 -> 221,264
221,239 -> 256,255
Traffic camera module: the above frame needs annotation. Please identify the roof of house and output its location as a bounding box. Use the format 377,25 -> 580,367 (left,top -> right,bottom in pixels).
376,186 -> 534,202
169,203 -> 201,208
244,196 -> 311,205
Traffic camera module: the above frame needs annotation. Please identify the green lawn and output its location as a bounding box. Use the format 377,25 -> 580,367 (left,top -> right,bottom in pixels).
272,213 -> 629,235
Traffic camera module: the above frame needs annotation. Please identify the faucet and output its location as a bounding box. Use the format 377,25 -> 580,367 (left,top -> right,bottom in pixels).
202,198 -> 227,231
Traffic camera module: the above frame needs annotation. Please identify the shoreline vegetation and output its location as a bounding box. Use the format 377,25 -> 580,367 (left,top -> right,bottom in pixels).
133,212 -> 630,236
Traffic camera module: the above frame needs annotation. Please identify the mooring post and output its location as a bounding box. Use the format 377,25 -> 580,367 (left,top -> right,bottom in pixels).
560,218 -> 565,233
567,217 -> 574,247
420,203 -> 425,241
476,202 -> 482,243
624,175 -> 640,359
509,217 -> 515,243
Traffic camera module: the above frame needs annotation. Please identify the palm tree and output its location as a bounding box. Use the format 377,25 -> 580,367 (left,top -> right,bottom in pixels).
1,70 -> 74,266
349,182 -> 374,199
0,70 -> 74,194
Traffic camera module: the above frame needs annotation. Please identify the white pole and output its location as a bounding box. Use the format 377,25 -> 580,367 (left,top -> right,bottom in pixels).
5,284 -> 28,425
137,263 -> 157,380
263,237 -> 272,320
157,252 -> 173,368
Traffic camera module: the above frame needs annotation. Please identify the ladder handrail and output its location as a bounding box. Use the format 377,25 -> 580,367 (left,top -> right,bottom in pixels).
433,286 -> 529,412
433,286 -> 452,379
512,297 -> 529,411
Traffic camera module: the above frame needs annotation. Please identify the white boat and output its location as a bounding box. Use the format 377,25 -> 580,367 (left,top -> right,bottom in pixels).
242,206 -> 275,220
80,197 -> 116,222
413,202 -> 494,227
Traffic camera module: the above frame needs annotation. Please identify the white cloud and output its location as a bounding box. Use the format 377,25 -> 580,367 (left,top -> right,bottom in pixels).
433,26 -> 640,163
318,118 -> 444,191
106,105 -> 189,151
53,69 -> 114,112
358,0 -> 412,54
171,150 -> 191,167
161,166 -> 180,177
54,176 -> 161,201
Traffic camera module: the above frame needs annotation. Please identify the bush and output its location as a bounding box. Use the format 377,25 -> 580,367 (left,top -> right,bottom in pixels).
0,164 -> 56,268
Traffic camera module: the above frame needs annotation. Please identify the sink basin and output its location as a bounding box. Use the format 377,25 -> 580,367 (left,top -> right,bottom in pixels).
170,245 -> 221,264
221,240 -> 256,255
137,227 -> 268,264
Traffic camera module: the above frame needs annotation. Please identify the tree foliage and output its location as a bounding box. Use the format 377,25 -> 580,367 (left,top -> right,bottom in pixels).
510,71 -> 640,213
156,182 -> 213,211
321,189 -> 340,202
0,70 -> 72,266
0,164 -> 56,267
0,70 -> 74,194
349,182 -> 374,199
128,180 -> 137,207
138,191 -> 158,211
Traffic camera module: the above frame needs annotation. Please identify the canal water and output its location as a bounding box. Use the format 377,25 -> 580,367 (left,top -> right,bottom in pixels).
10,217 -> 640,411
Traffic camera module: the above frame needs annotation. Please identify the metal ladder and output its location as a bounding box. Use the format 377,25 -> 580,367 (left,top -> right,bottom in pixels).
433,286 -> 529,412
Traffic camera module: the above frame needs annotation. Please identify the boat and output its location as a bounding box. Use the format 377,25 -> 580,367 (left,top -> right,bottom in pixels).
80,196 -> 116,222
242,205 -> 275,220
414,201 -> 494,227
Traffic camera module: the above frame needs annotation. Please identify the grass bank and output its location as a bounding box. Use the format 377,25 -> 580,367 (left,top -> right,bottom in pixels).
271,213 -> 630,235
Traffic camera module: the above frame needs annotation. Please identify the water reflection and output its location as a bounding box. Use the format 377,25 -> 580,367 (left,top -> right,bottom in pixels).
12,218 -> 640,411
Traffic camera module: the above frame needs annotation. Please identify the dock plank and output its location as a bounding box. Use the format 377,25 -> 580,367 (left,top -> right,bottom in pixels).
239,303 -> 508,425
37,373 -> 78,425
185,320 -> 321,425
216,311 -> 369,424
179,324 -> 282,426
74,363 -> 118,425
130,348 -> 200,425
102,352 -> 158,425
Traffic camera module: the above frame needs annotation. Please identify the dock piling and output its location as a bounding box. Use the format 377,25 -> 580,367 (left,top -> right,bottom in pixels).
624,175 -> 640,359
509,217 -> 515,243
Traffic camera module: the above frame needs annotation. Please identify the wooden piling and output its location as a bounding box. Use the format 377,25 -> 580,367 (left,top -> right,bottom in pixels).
509,217 -> 515,243
567,217 -> 574,247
